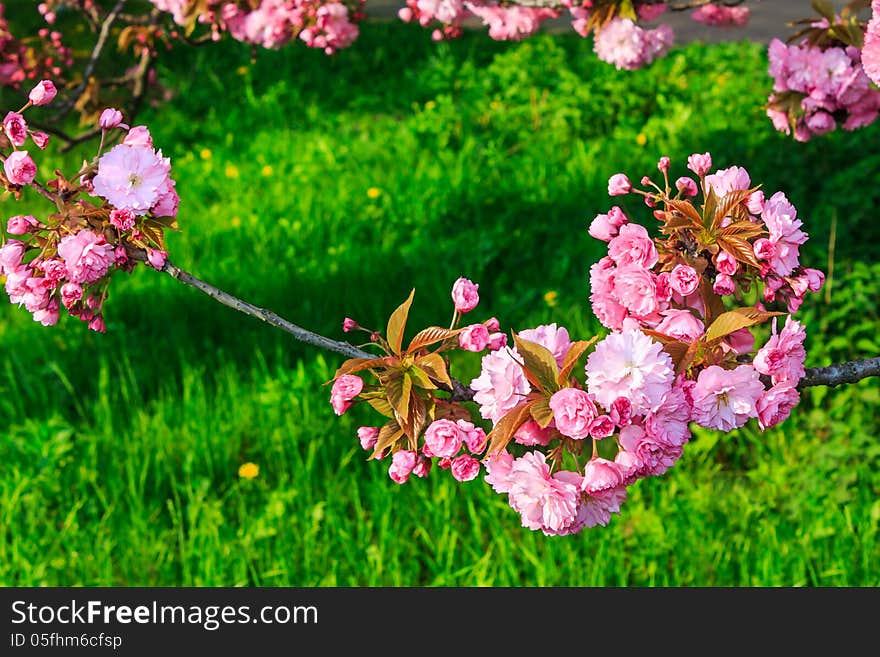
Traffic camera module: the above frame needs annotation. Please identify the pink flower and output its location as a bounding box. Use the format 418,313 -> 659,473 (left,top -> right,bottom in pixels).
753,316 -> 806,385
484,451 -> 514,494
6,215 -> 34,235
723,327 -> 755,356
30,132 -> 50,150
687,152 -> 712,177
28,80 -> 57,106
610,397 -> 632,427
388,450 -> 417,484
99,108 -> 125,130
412,454 -> 432,478
451,454 -> 480,482
513,419 -> 552,446
147,249 -> 168,271
757,384 -> 800,430
357,426 -> 379,451
88,315 -> 106,333
3,112 -> 27,147
109,208 -> 136,231
549,387 -> 597,440
713,273 -> 735,296
675,177 -> 698,196
459,323 -> 490,352
607,173 -> 632,196
39,259 -> 66,285
92,144 -> 171,215
618,423 -> 683,477
123,126 -> 153,148
589,206 -> 628,242
644,379 -> 692,447
506,452 -> 580,533
0,240 -> 25,273
586,325 -> 674,416
60,282 -> 83,308
690,364 -> 764,431
594,18 -> 671,71
613,264 -> 660,318
560,487 -> 627,533
589,415 -> 615,439
57,230 -> 116,285
33,298 -> 59,327
669,264 -> 699,296
470,348 -> 531,423
488,332 -> 508,351
423,419 -> 463,458
706,165 -> 751,198
581,457 -> 624,495
608,223 -> 658,269
330,374 -> 363,416
3,150 -> 37,185
655,309 -> 704,343
451,277 -> 479,313
152,178 -> 179,218
691,3 -> 749,26
343,317 -> 358,332
457,419 -> 487,454
753,238 -> 775,262
519,323 -> 572,367
716,250 -> 738,275
761,191 -> 807,277
863,0 -> 880,86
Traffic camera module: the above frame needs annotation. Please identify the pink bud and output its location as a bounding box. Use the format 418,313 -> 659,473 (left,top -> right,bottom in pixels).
147,249 -> 168,271
713,273 -> 736,296
753,238 -> 774,262
451,277 -> 479,313
640,175 -> 651,186
99,108 -> 125,130
343,317 -> 358,332
716,250 -> 738,276
30,131 -> 50,149
88,315 -> 106,333
28,80 -> 57,106
803,268 -> 825,292
746,190 -> 764,215
675,177 -> 698,197
484,316 -> 500,332
123,126 -> 153,148
488,332 -> 507,351
657,156 -> 670,173
608,173 -> 632,196
458,323 -> 490,352
669,264 -> 699,296
6,215 -> 33,235
357,426 -> 379,451
3,112 -> 28,147
3,150 -> 37,185
686,152 -> 712,177
398,7 -> 413,21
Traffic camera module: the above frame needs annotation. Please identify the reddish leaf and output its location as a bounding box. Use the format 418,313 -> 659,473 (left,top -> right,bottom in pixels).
705,307 -> 784,344
330,357 -> 386,382
371,420 -> 403,460
387,289 -> 415,355
557,338 -> 597,385
407,326 -> 463,354
513,332 -> 560,394
486,402 -> 535,456
416,353 -> 453,389
530,398 -> 554,429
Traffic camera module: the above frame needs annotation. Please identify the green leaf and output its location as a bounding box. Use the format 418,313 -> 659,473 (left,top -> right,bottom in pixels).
407,326 -> 463,354
416,353 -> 452,389
513,332 -> 560,394
486,402 -> 535,456
364,395 -> 395,419
407,366 -> 437,390
705,307 -> 784,344
530,398 -> 554,429
557,338 -> 597,385
386,289 -> 415,355
702,185 -> 718,231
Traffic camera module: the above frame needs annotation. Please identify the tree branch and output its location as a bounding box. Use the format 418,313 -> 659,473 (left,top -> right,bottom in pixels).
799,357 -> 880,389
155,260 -> 875,401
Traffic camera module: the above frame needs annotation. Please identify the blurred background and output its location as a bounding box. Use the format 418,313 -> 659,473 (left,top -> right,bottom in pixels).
1,5 -> 879,585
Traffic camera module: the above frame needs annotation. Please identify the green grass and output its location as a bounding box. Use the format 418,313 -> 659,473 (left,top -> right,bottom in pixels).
1,24 -> 879,585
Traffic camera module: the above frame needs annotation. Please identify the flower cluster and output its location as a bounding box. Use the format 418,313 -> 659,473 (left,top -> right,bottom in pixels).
690,3 -> 750,27
149,0 -> 363,54
766,37 -> 880,141
397,0 -> 558,43
0,3 -> 72,88
592,17 -> 674,71
332,152 -> 823,536
863,0 -> 880,87
1,88 -> 179,330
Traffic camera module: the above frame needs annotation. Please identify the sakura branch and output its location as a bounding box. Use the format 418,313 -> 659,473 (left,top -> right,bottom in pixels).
3,90 -> 879,537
